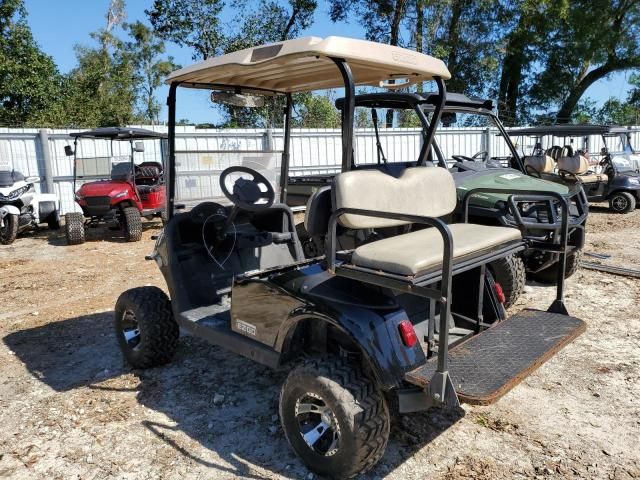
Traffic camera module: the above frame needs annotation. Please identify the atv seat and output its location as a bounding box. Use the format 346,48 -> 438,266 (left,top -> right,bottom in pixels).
327,167 -> 525,283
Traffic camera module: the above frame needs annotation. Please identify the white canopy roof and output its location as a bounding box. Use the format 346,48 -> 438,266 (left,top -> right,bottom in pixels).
166,36 -> 451,93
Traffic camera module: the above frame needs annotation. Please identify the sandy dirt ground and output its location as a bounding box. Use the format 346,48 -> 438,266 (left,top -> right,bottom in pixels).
0,206 -> 639,480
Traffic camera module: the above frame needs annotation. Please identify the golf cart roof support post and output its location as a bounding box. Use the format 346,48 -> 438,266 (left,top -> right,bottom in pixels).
280,93 -> 293,202
72,137 -> 78,194
333,58 -> 355,171
167,82 -> 178,220
491,113 -> 525,171
417,77 -> 446,166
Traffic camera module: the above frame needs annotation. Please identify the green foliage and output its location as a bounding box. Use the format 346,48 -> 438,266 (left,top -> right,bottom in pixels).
125,21 -> 179,123
293,93 -> 340,128
146,0 -> 225,60
0,0 -> 65,127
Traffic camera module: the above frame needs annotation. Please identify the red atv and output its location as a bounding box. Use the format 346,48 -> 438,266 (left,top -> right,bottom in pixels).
64,127 -> 167,245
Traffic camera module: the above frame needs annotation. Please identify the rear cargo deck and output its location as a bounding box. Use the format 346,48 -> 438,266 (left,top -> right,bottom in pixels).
405,309 -> 586,405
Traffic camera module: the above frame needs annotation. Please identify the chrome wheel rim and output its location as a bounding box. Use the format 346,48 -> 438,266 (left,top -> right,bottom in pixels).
295,392 -> 340,456
121,309 -> 141,349
612,195 -> 628,211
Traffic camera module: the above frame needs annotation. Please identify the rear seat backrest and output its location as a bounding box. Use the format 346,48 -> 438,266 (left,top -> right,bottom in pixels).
333,167 -> 457,229
524,155 -> 555,173
557,155 -> 589,175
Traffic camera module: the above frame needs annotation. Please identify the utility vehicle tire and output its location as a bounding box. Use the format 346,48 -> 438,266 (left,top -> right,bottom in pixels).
64,212 -> 85,245
0,213 -> 18,245
48,209 -> 61,230
122,206 -> 142,242
530,249 -> 583,284
488,254 -> 525,309
609,191 -> 636,214
114,286 -> 178,369
279,356 -> 390,479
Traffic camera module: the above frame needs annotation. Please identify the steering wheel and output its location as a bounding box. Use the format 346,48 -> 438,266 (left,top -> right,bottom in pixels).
219,166 -> 275,211
452,151 -> 488,163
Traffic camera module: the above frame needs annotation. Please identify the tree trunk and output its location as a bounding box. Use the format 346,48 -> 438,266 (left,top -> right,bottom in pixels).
445,0 -> 463,82
415,0 -> 424,93
498,17 -> 528,127
386,0 -> 407,127
555,61 -> 640,123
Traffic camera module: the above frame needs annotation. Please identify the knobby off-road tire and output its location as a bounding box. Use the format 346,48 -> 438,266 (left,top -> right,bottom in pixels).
609,191 -> 636,214
64,212 -> 85,245
279,356 -> 390,479
114,286 -> 179,369
0,213 -> 18,245
488,254 -> 525,309
530,249 -> 583,284
122,206 -> 142,242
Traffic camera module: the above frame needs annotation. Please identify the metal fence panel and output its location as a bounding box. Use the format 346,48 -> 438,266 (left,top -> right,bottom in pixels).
1,125 -> 638,214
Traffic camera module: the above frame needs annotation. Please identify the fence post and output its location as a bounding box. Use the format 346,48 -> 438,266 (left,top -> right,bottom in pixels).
263,128 -> 274,151
38,129 -> 54,194
483,127 -> 492,159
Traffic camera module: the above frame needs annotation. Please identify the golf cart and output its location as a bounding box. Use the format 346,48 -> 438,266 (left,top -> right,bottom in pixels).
64,127 -> 167,245
115,37 -> 585,478
511,125 -> 640,213
289,92 -> 588,300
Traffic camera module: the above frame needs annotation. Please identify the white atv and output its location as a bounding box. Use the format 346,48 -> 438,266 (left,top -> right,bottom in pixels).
0,170 -> 61,244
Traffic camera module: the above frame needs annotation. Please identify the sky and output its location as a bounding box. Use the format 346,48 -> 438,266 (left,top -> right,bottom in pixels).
23,0 -> 636,125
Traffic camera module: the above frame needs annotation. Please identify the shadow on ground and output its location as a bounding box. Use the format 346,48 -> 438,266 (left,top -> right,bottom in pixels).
4,311 -> 463,478
15,220 -> 161,246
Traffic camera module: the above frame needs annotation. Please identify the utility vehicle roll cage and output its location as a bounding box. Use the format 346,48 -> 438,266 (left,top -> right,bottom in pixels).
68,127 -> 167,193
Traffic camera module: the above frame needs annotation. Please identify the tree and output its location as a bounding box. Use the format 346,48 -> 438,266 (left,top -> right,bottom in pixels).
125,21 -> 179,123
146,0 -> 225,60
531,0 -> 640,123
64,0 -> 137,126
0,0 -> 65,126
293,93 -> 340,128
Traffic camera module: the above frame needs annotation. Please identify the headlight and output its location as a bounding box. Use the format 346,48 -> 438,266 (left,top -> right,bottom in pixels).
628,177 -> 640,185
113,190 -> 128,199
0,185 -> 29,201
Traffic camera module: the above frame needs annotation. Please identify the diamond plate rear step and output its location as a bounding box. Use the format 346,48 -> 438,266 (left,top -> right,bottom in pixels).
405,309 -> 586,405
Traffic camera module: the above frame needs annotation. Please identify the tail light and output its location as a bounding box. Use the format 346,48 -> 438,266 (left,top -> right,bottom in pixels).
398,320 -> 418,347
494,282 -> 506,304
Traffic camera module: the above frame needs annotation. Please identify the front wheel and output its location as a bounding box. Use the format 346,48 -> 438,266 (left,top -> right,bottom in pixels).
114,286 -> 179,368
609,191 -> 636,214
530,249 -> 583,284
488,254 -> 525,308
122,206 -> 142,242
65,212 -> 85,245
0,213 -> 18,244
279,356 -> 390,479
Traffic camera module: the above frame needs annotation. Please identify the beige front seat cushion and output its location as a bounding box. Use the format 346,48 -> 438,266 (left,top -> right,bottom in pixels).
524,155 -> 555,173
557,155 -> 589,174
578,173 -> 608,183
351,223 -> 522,276
334,167 -> 456,229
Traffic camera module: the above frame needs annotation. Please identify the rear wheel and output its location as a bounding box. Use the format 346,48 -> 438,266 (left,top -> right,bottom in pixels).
488,254 -> 525,308
609,191 -> 636,213
279,356 -> 389,479
122,206 -> 142,242
64,212 -> 85,245
48,209 -> 61,230
114,286 -> 179,368
530,249 -> 583,284
0,213 -> 18,245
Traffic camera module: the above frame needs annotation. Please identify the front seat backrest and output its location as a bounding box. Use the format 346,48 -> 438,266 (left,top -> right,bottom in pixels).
304,186 -> 332,237
524,155 -> 555,173
333,167 -> 456,229
557,154 -> 589,175
546,146 -> 562,161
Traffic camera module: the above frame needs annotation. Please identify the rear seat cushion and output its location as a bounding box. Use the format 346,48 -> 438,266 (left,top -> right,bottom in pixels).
557,155 -> 589,175
524,155 -> 555,173
334,167 -> 456,230
352,223 -> 522,276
